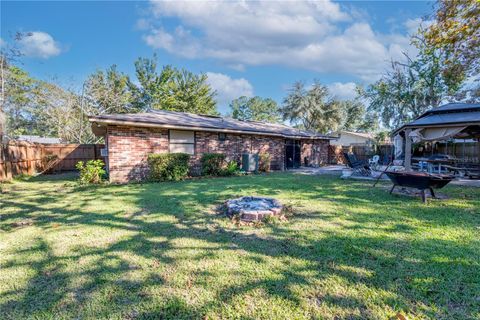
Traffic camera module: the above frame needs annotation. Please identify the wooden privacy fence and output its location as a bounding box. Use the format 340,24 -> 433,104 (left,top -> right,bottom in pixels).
329,144 -> 394,165
351,144 -> 394,164
0,141 -> 104,181
433,142 -> 480,163
328,145 -> 346,164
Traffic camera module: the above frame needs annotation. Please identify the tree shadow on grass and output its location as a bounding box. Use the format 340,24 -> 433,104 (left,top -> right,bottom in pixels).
1,173 -> 479,319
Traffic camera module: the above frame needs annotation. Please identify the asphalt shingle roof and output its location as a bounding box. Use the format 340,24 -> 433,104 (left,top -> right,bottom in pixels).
89,109 -> 332,139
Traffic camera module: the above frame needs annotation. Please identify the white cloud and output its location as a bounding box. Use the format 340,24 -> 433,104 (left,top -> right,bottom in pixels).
328,82 -> 358,100
143,26 -> 200,59
404,18 -> 433,35
135,18 -> 151,30
405,18 -> 423,35
206,72 -> 254,112
141,1 -> 419,81
0,38 -> 5,48
18,31 -> 62,59
381,17 -> 434,63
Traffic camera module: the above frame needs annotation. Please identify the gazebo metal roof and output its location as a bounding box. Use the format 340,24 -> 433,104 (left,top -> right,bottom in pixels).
393,103 -> 480,135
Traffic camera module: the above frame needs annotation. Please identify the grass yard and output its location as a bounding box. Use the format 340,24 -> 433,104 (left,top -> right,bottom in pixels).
1,173 -> 479,319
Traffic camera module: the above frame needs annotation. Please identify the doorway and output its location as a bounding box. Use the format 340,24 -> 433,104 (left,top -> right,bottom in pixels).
285,139 -> 301,169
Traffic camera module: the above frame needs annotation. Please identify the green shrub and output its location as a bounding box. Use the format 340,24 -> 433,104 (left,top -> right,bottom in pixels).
13,173 -> 33,181
258,153 -> 271,172
222,160 -> 240,176
147,153 -> 190,182
76,159 -> 106,184
201,153 -> 226,176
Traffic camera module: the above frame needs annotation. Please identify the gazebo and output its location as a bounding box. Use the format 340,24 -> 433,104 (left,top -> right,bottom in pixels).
392,103 -> 480,176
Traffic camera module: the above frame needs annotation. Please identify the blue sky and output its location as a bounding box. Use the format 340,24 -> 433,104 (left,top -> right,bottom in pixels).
1,1 -> 432,114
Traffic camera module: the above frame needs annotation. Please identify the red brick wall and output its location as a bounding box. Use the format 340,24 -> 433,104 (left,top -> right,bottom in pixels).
193,132 -> 286,173
107,126 -> 168,182
106,125 -> 329,183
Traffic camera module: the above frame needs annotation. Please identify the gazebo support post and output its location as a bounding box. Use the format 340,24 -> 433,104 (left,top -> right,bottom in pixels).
477,140 -> 480,163
404,129 -> 412,171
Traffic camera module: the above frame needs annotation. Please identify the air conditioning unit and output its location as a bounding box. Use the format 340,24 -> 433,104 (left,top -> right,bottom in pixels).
100,148 -> 108,157
242,153 -> 258,172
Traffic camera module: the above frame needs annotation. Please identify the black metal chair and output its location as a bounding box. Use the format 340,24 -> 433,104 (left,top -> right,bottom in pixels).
343,152 -> 372,177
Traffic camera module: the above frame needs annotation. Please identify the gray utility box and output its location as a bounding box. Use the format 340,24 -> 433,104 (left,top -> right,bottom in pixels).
242,153 -> 259,172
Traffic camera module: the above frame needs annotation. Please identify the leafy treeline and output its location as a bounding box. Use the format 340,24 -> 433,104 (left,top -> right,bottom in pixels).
1,54 -> 372,143
280,81 -> 375,134
229,96 -> 281,123
0,0 -> 478,142
0,55 -> 218,143
228,83 -> 374,134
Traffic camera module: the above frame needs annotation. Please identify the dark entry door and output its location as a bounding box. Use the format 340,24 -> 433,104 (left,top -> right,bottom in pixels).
285,139 -> 301,169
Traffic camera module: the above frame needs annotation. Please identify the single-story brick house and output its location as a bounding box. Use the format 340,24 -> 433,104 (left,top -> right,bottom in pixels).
89,110 -> 332,183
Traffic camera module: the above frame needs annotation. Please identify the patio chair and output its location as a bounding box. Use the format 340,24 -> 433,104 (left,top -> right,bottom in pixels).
343,152 -> 371,177
368,155 -> 380,170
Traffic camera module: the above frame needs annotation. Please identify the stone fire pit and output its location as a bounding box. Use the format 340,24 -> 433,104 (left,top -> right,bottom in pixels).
224,196 -> 283,221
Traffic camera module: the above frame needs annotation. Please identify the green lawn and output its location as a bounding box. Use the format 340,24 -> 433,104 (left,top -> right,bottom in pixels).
1,173 -> 479,320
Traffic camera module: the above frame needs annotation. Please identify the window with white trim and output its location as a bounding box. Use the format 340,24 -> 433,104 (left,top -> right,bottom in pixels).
169,130 -> 195,155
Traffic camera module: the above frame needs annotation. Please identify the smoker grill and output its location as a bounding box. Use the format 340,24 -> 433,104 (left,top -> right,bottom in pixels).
385,171 -> 454,203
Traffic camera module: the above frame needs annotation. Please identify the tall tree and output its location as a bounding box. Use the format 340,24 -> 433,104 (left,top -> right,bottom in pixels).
282,81 -> 343,134
84,65 -> 138,115
0,32 -> 29,140
34,81 -> 96,143
364,0 -> 479,129
363,51 -> 449,129
165,69 -> 218,115
1,64 -> 96,143
423,0 -> 479,78
229,96 -> 281,122
2,65 -> 39,136
339,98 -> 371,132
133,56 -> 175,110
133,56 -> 218,115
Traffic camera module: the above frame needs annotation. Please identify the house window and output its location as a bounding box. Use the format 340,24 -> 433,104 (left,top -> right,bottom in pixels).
169,130 -> 195,155
218,133 -> 227,142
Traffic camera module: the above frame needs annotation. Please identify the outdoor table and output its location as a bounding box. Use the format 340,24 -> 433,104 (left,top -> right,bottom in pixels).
412,158 -> 457,174
424,159 -> 456,174
412,158 -> 448,173
412,158 -> 480,177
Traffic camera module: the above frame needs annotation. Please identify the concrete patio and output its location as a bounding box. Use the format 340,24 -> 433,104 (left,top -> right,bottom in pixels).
289,165 -> 347,175
290,165 -> 480,187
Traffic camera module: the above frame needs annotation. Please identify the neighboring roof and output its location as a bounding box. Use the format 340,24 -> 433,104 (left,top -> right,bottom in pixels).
337,131 -> 373,139
89,110 -> 333,140
17,135 -> 61,144
393,103 -> 480,135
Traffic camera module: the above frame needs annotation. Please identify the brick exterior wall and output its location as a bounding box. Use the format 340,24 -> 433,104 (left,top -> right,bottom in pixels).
106,125 -> 329,183
193,132 -> 286,174
107,126 -> 169,182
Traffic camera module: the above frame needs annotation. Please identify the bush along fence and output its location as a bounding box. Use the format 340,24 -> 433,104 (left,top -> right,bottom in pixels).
76,159 -> 106,185
0,141 -> 105,181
